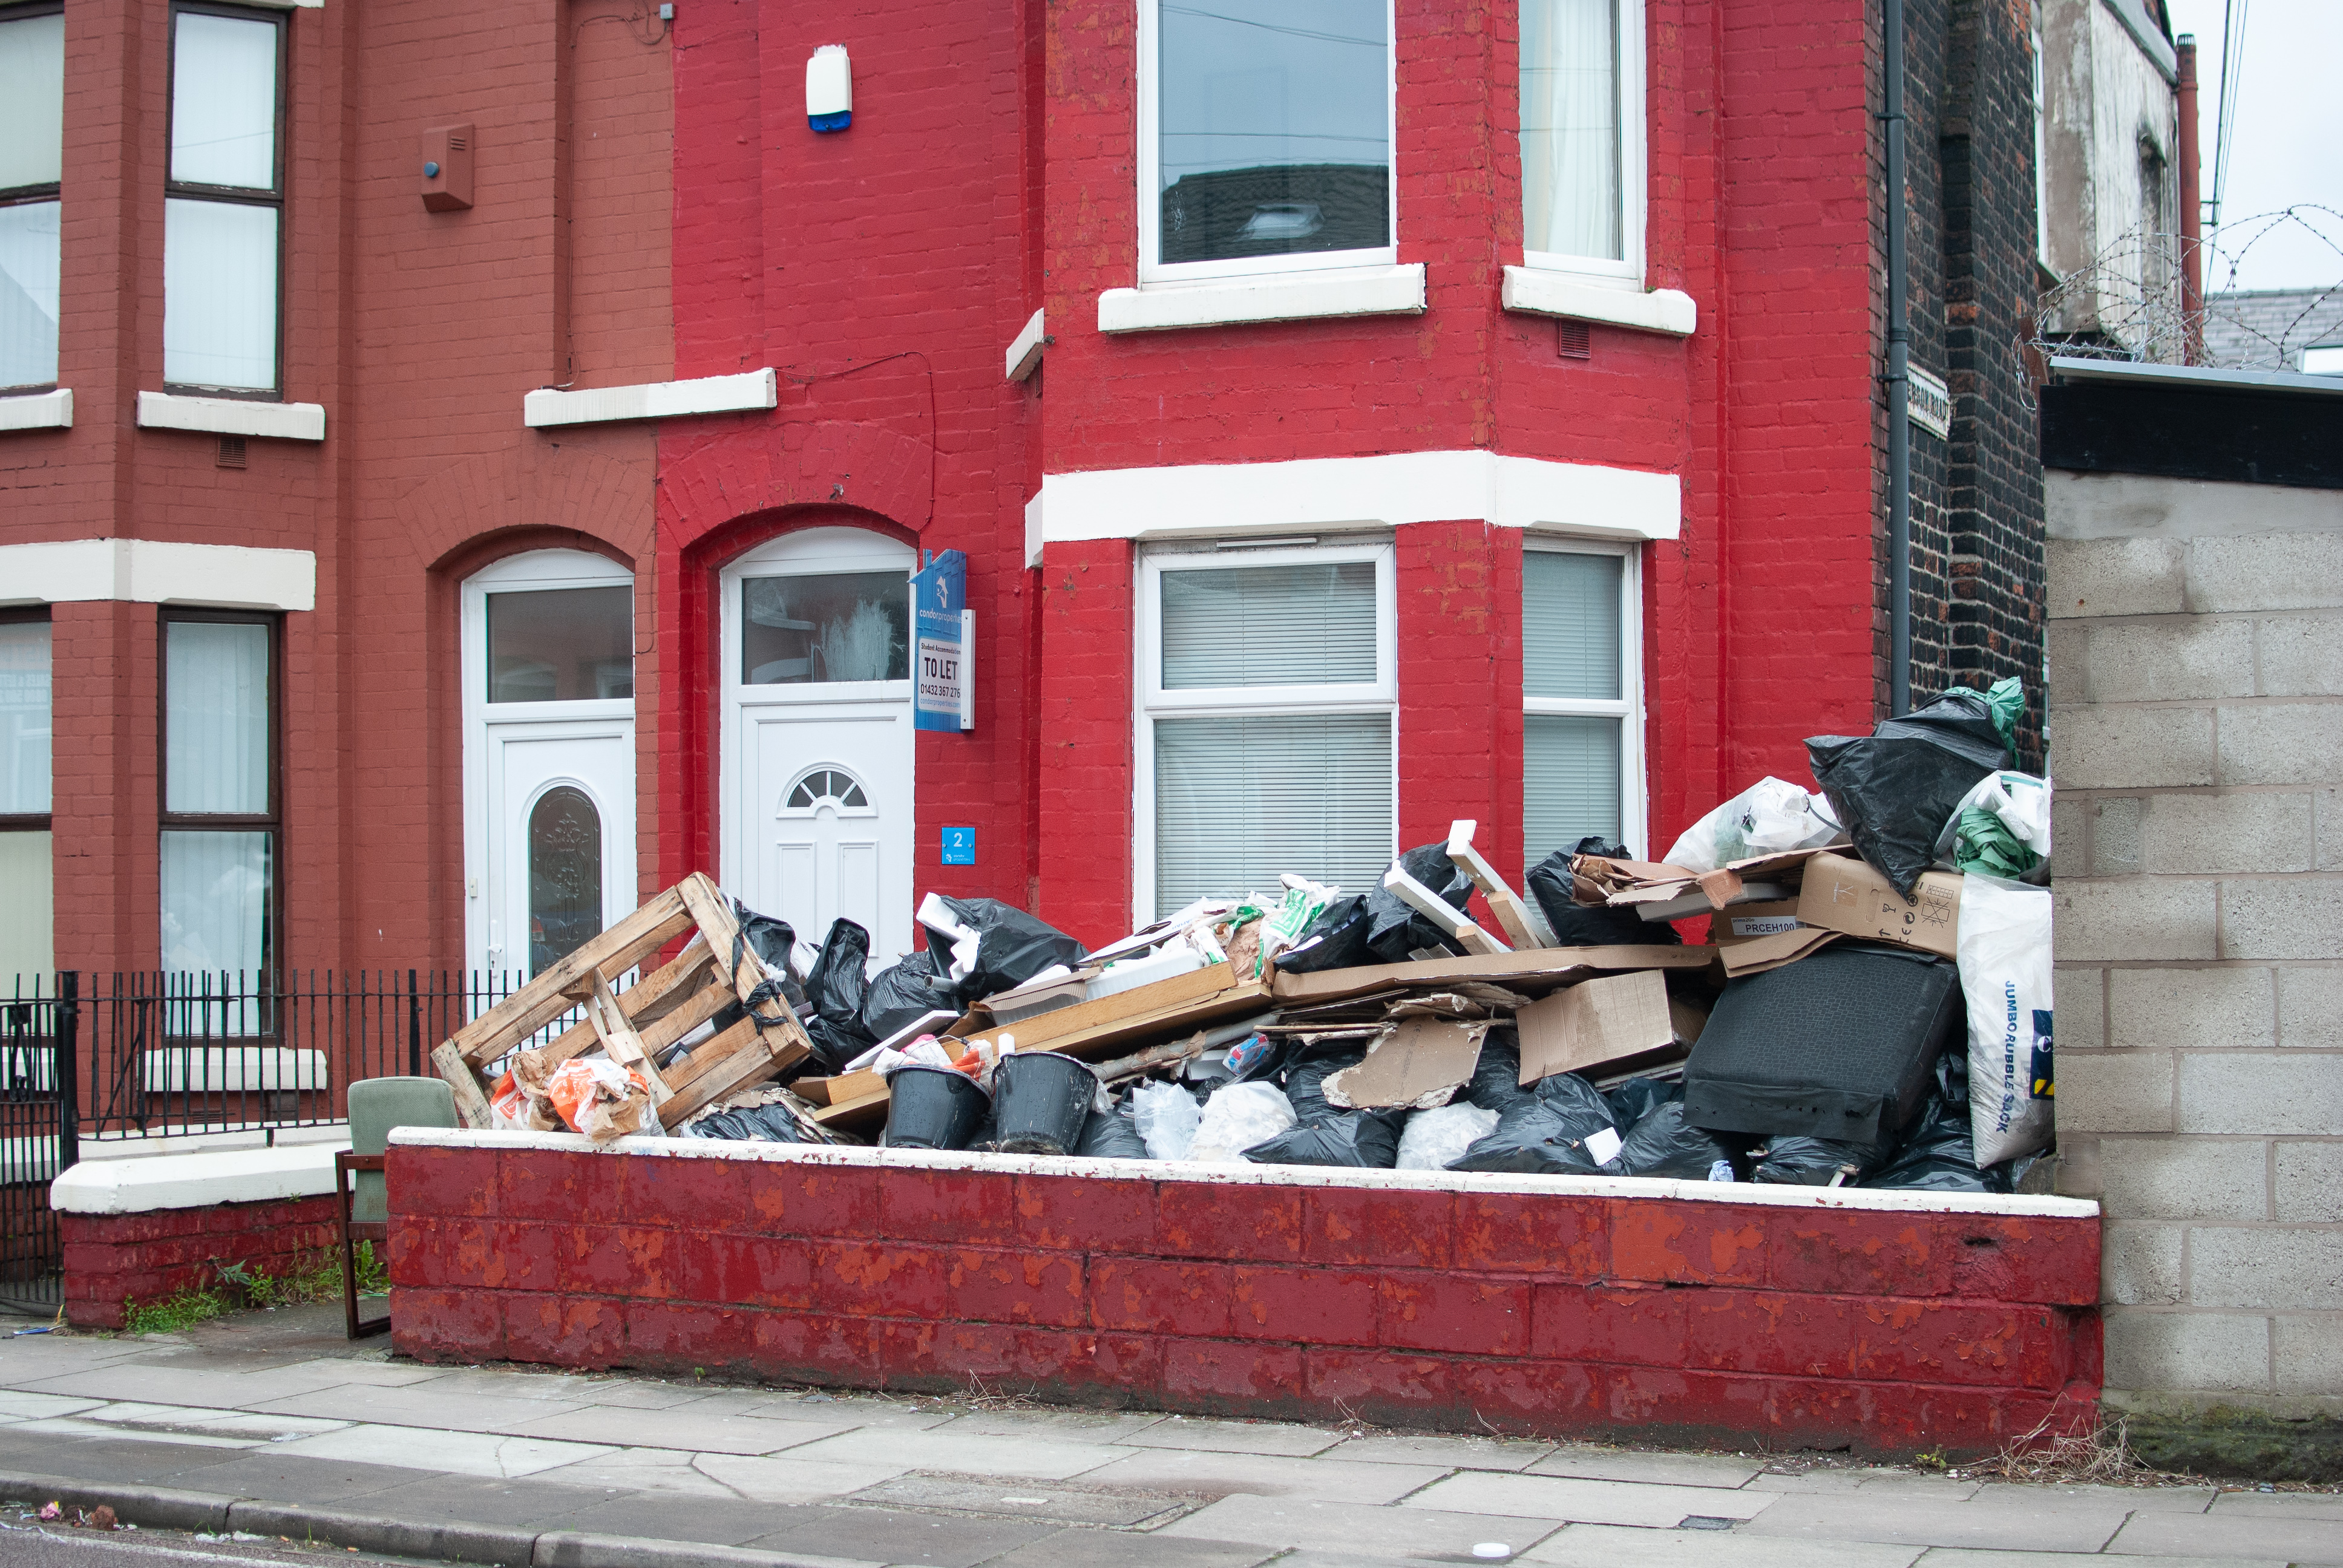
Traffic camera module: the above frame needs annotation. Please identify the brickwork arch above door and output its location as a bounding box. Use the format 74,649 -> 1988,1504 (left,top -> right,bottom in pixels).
659,420 -> 934,552
397,446 -> 655,573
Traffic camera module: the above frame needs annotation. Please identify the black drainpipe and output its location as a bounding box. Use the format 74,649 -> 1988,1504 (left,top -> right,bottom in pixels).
1884,0 -> 1912,715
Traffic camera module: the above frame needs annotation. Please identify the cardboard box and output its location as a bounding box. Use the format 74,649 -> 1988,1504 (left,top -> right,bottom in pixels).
1515,970 -> 1678,1083
1323,1016 -> 1493,1111
1712,900 -> 1806,946
1795,852 -> 1961,958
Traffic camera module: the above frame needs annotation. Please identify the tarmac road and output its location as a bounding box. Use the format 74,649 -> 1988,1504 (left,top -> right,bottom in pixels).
0,1520 -> 415,1568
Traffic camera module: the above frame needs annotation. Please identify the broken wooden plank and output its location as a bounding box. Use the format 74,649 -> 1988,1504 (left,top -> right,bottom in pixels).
587,969 -> 671,1107
1381,862 -> 1509,956
658,1034 -> 795,1129
955,962 -> 1237,1053
958,979 -> 1272,1064
451,888 -> 696,1065
1447,818 -> 1556,948
1271,944 -> 1715,1004
431,1039 -> 497,1130
516,950 -> 732,1080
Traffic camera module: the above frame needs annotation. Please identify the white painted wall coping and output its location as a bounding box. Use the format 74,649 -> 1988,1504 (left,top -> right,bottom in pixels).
1005,310 -> 1047,382
523,368 -> 778,428
138,391 -> 326,442
0,538 -> 318,612
0,389 -> 71,432
392,1127 -> 2099,1221
1098,264 -> 1426,334
51,1140 -> 349,1216
1501,269 -> 1698,337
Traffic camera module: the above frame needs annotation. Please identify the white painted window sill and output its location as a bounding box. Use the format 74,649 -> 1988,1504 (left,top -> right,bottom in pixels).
1006,309 -> 1047,381
523,368 -> 778,428
139,391 -> 326,441
1098,264 -> 1427,334
0,389 -> 73,431
1502,267 -> 1697,337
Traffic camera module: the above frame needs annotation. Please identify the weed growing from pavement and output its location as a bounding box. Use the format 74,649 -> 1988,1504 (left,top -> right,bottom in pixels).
122,1244 -> 385,1334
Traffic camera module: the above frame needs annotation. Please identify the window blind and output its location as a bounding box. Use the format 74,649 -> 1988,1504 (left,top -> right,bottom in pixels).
0,620 -> 50,815
1522,550 -> 1622,701
1161,562 -> 1377,688
1524,713 -> 1621,861
166,621 -> 269,815
1154,711 -> 1392,916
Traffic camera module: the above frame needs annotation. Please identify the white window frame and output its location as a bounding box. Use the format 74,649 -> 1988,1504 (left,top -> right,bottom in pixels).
1521,537 -> 1646,859
1518,0 -> 1647,290
1133,537 -> 1398,925
1136,0 -> 1400,287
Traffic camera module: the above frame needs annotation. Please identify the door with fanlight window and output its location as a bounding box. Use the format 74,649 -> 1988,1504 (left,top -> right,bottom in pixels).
462,551 -> 637,981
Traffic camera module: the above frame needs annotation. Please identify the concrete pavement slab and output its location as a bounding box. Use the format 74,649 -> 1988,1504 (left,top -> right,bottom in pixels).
526,1489 -> 813,1546
744,1501 -> 1058,1567
849,1474 -> 1181,1527
1121,1417 -> 1347,1458
2204,1488 -> 2343,1518
688,1453 -> 920,1504
7,1418 -> 261,1450
771,1428 -> 1137,1481
2107,1511 -> 2343,1563
114,1449 -> 451,1505
251,1357 -> 451,1388
0,1392 -> 108,1420
976,1531 -> 1276,1568
525,1446 -> 747,1500
12,1363 -> 384,1411
532,1378 -> 722,1411
502,1405 -> 855,1456
71,1402 -> 350,1443
686,1390 -> 962,1431
0,1428 -> 249,1486
1981,1482 -> 2214,1514
1525,1448 -> 1769,1489
1158,1495 -> 1567,1560
268,1422 -> 615,1478
1074,1449 -> 1450,1505
1918,1550 -> 2288,1568
1403,1472 -> 1778,1528
1738,1495 -> 2131,1553
274,1470 -> 598,1531
1524,1520 -> 1924,1568
1747,1469 -> 1984,1498
247,1382 -> 595,1434
924,1409 -> 1172,1445
1320,1433 -> 1555,1472
389,1367 -> 625,1404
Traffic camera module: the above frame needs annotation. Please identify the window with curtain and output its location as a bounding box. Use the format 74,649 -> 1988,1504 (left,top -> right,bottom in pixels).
0,5 -> 64,392
0,614 -> 53,985
161,615 -> 275,999
1522,546 -> 1637,861
1520,0 -> 1640,276
163,4 -> 284,393
1145,551 -> 1394,918
1146,0 -> 1393,276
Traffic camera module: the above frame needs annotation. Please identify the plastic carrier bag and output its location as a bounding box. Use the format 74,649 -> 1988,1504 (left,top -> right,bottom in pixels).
1131,1080 -> 1202,1161
1395,1102 -> 1499,1169
1188,1082 -> 1298,1163
1662,777 -> 1842,873
545,1057 -> 653,1145
1935,771 -> 2053,882
1959,874 -> 2056,1166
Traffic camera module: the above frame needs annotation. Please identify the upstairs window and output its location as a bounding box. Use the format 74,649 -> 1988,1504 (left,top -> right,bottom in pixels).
164,4 -> 284,394
1141,1 -> 1395,282
0,4 -> 64,392
1520,0 -> 1643,283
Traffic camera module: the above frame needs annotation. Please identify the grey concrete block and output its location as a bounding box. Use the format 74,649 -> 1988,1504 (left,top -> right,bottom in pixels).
2218,702 -> 2343,787
2048,621 -> 2091,705
2103,1307 -> 2271,1393
2278,967 -> 2343,1048
2187,532 -> 2343,614
2220,877 -> 2343,961
2056,1133 -> 2105,1197
2099,1137 -> 2270,1221
2109,966 -> 2273,1051
2273,1313 -> 2343,1397
2102,1223 -> 2187,1305
2258,615 -> 2343,698
2048,535 -> 2187,619
2275,1143 -> 2343,1223
2052,704 -> 2216,789
2056,965 -> 2107,1051
2323,788 -> 2342,871
2060,1049 -> 2175,1134
2177,1051 -> 2343,1135
2054,880 -> 2218,962
2085,619 -> 2256,703
2142,793 -> 2316,875
2051,795 -> 2087,880
2187,1227 -> 2343,1311
2091,797 -> 2143,874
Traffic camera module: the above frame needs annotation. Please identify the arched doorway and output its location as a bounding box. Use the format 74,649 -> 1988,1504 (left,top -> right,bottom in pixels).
719,526 -> 916,965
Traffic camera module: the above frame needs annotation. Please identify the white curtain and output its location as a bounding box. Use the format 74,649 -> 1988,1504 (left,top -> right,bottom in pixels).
0,831 -> 51,984
166,621 -> 269,814
0,620 -> 50,815
0,11 -> 64,191
165,198 -> 278,389
1155,713 -> 1393,916
160,829 -> 269,976
170,12 -> 278,189
1522,0 -> 1622,261
0,201 -> 61,390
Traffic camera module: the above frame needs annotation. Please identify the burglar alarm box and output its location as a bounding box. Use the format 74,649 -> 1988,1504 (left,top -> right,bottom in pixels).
421,124 -> 474,211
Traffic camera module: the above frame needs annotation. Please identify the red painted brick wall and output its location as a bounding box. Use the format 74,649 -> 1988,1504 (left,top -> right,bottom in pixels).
59,1194 -> 341,1330
389,1143 -> 2102,1458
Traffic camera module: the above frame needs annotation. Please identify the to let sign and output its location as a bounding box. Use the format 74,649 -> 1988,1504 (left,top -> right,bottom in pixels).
910,549 -> 973,732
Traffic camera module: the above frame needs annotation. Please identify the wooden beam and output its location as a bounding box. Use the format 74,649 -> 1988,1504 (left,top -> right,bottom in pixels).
431,1040 -> 496,1130
658,1034 -> 795,1129
451,888 -> 695,1065
1447,818 -> 1556,948
1381,863 -> 1509,956
587,970 -> 671,1107
675,871 -> 822,1067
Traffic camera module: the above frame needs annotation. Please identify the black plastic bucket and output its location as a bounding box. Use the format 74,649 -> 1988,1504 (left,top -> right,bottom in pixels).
991,1051 -> 1098,1155
880,1065 -> 991,1150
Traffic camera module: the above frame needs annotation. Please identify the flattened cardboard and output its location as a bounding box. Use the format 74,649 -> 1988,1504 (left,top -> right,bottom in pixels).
1270,944 -> 1712,1004
1713,900 -> 1806,946
1795,852 -> 1961,958
1515,970 -> 1676,1084
1719,926 -> 1843,978
1322,1016 -> 1492,1110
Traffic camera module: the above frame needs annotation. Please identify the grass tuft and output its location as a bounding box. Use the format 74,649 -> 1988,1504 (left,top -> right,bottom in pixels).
121,1244 -> 385,1335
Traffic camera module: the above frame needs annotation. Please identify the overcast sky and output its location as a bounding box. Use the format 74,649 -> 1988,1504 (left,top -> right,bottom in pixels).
2161,0 -> 2343,291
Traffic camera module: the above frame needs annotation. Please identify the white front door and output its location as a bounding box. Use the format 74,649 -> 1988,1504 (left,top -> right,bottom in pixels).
462,550 -> 637,979
721,528 -> 917,966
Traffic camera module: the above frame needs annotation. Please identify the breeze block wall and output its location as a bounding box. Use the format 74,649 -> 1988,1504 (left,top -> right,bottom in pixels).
59,1195 -> 341,1330
389,1135 -> 2101,1458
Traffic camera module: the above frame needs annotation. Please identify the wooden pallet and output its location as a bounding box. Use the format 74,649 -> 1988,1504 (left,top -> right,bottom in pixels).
430,872 -> 816,1133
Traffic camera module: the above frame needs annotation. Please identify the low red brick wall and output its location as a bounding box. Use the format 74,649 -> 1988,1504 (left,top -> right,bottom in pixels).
388,1135 -> 2102,1459
61,1194 -> 342,1328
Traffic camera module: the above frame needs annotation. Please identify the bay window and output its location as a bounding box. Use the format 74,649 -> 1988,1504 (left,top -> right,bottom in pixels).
1140,0 -> 1395,281
161,613 -> 277,996
1519,0 -> 1644,283
1140,544 -> 1396,919
1522,543 -> 1642,861
0,4 -> 64,392
0,613 -> 51,984
164,4 -> 284,394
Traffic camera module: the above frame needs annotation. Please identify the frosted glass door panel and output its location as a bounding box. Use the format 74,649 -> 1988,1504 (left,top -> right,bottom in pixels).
0,621 -> 50,815
1154,711 -> 1392,915
0,12 -> 64,191
741,572 -> 908,685
0,831 -> 52,984
1524,713 -> 1622,860
1522,0 -> 1622,261
171,12 -> 278,189
164,198 -> 278,388
0,201 -> 60,390
166,621 -> 269,814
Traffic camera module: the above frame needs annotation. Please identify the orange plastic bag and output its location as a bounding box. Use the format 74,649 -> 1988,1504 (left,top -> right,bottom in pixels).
544,1056 -> 653,1145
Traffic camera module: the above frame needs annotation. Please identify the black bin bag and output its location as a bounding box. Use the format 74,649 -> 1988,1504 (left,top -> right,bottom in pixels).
1863,1051 -> 2012,1193
1446,1071 -> 1619,1176
1274,894 -> 1374,975
1283,1050 -> 1366,1123
1683,942 -> 1963,1147
1525,845 -> 1683,949
1806,687 -> 2013,896
919,896 -> 1089,1004
1363,843 -> 1476,963
1076,1097 -> 1152,1160
860,947 -> 966,1043
801,918 -> 877,1073
1753,1133 -> 1891,1186
1245,1109 -> 1404,1169
707,903 -> 810,1058
1613,1101 -> 1743,1181
680,1102 -> 810,1143
1466,1031 -> 1536,1115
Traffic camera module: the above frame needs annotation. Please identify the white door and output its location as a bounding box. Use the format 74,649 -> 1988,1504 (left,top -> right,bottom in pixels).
462,550 -> 637,979
721,528 -> 916,965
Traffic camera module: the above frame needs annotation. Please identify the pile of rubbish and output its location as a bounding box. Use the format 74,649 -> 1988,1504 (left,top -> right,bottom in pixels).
437,680 -> 2055,1195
